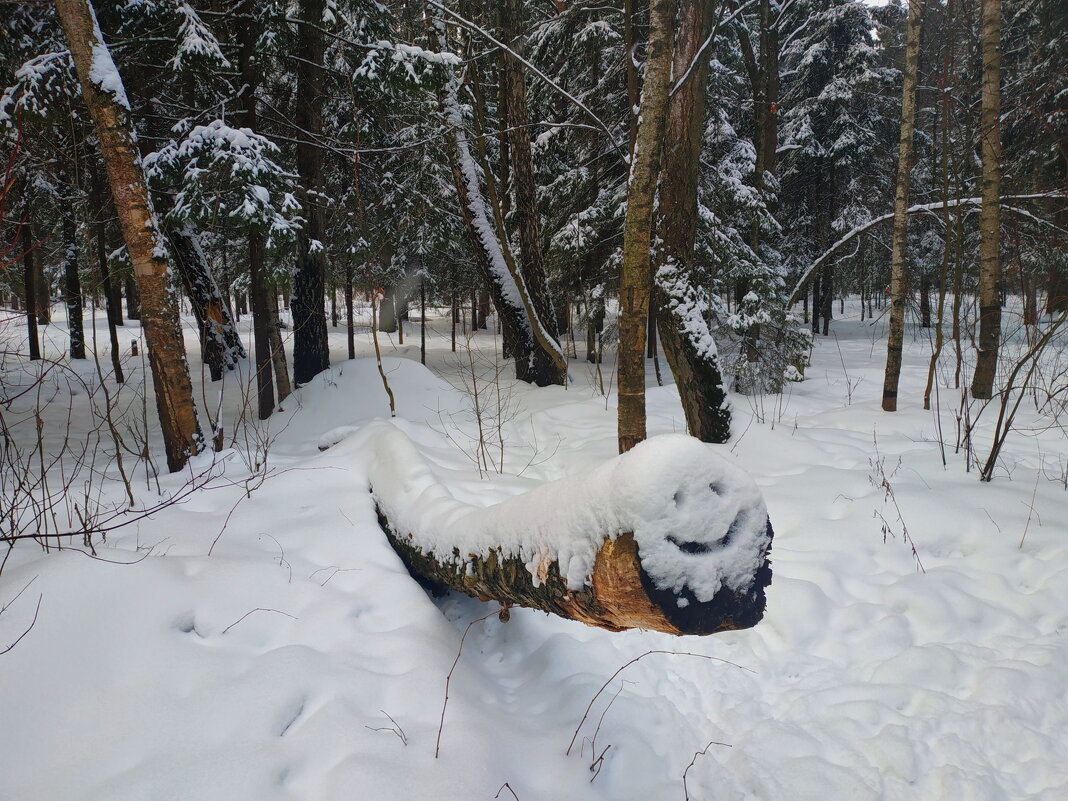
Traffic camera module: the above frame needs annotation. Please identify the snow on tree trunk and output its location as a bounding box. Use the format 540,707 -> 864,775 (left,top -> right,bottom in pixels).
618,0 -> 675,454
881,0 -> 924,413
436,22 -> 565,387
499,0 -> 565,387
55,0 -> 202,472
971,0 -> 1003,400
168,226 -> 245,381
62,215 -> 85,359
354,425 -> 773,636
654,0 -> 730,444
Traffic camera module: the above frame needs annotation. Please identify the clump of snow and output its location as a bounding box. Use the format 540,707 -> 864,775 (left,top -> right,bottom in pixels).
367,425 -> 769,601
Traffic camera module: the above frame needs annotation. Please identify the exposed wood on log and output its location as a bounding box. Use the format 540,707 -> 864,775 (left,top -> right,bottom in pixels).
375,510 -> 772,637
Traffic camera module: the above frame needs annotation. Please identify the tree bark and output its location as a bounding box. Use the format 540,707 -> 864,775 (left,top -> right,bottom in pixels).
971,0 -> 1002,400
94,193 -> 124,382
62,214 -> 85,359
168,226 -> 244,380
55,0 -> 201,471
618,0 -> 676,454
499,0 -> 564,386
21,217 -> 41,361
267,290 -> 292,403
653,0 -> 730,443
882,0 -> 924,412
291,0 -> 330,386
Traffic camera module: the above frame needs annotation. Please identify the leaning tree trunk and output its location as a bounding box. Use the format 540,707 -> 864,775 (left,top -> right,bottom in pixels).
62,214 -> 85,359
55,0 -> 202,472
653,0 -> 730,444
881,0 -> 923,412
291,0 -> 330,386
357,426 -> 773,636
93,193 -> 124,383
971,0 -> 1002,400
499,0 -> 565,386
437,22 -> 565,386
618,0 -> 676,454
168,226 -> 245,381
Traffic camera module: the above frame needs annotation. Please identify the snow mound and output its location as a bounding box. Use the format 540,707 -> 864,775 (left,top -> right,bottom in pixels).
364,425 -> 770,602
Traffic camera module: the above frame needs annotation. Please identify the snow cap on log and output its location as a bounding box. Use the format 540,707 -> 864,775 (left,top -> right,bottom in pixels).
368,427 -> 772,635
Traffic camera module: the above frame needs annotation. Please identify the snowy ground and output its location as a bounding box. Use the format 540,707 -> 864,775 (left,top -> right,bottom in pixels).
1,300 -> 1066,800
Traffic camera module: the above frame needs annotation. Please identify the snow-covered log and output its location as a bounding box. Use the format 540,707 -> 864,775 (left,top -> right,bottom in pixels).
366,428 -> 773,635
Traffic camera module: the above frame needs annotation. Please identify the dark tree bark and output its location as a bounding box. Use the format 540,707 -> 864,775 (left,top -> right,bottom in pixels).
653,0 -> 730,443
499,0 -> 564,386
94,193 -> 124,382
62,215 -> 85,359
22,217 -> 41,361
291,0 -> 330,385
124,274 -> 140,320
56,0 -> 201,471
238,19 -> 275,416
168,226 -> 245,381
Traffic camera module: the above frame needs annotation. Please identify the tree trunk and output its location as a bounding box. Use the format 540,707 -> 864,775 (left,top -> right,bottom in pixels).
652,0 -> 730,444
94,194 -> 124,382
124,274 -> 140,320
478,290 -> 490,330
249,232 -> 275,419
618,0 -> 676,454
437,23 -> 565,386
499,0 -> 564,386
55,0 -> 201,471
267,290 -> 292,402
22,217 -> 41,361
345,263 -> 356,360
291,0 -> 330,386
971,0 -> 1002,400
882,0 -> 923,412
62,215 -> 86,359
168,226 -> 244,380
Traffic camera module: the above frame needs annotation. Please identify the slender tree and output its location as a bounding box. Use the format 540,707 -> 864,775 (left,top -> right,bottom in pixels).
971,0 -> 1003,400
54,0 -> 202,471
882,0 -> 924,412
618,0 -> 675,453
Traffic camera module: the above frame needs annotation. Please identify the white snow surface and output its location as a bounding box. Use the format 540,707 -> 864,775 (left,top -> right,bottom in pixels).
1,300 -> 1066,801
364,424 -> 768,597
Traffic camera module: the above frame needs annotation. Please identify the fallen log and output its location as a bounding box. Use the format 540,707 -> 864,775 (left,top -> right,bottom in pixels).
372,432 -> 772,635
359,426 -> 772,636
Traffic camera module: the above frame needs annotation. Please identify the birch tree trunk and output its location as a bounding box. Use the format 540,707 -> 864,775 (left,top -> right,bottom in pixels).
618,0 -> 676,453
971,0 -> 1002,400
653,0 -> 730,443
55,0 -> 202,472
881,0 -> 924,412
